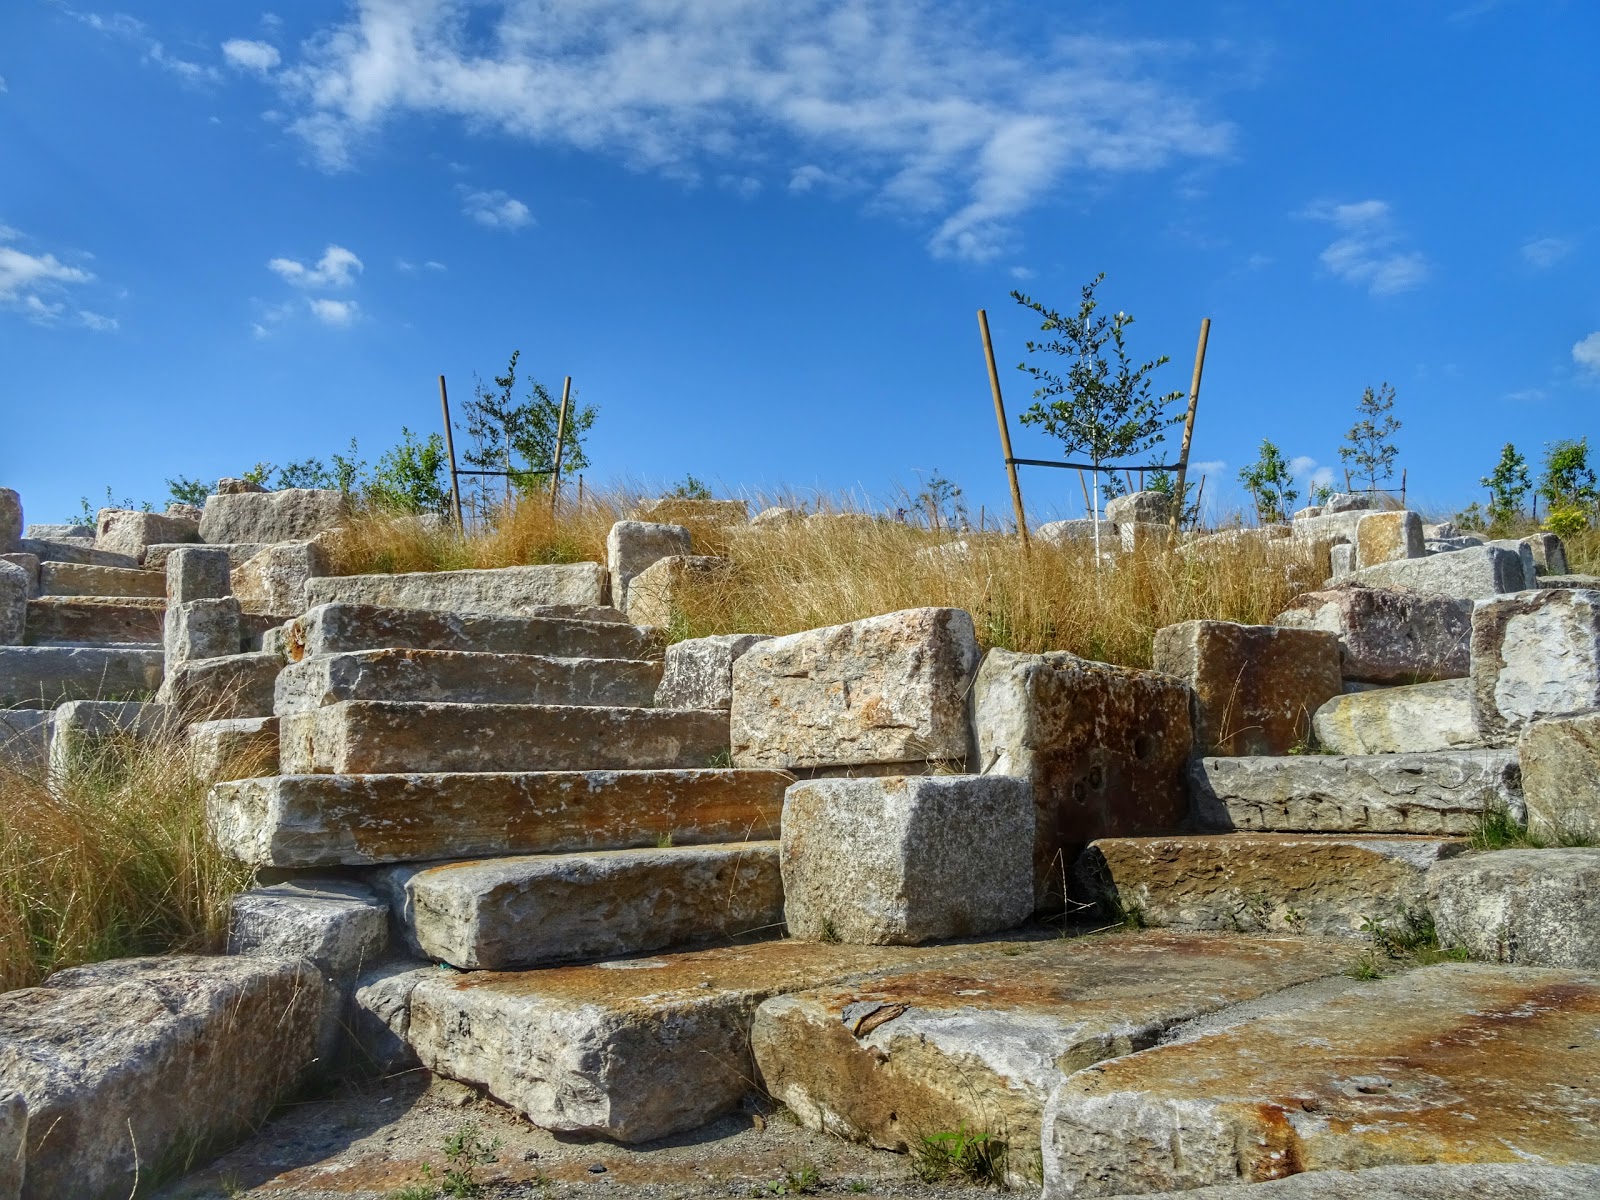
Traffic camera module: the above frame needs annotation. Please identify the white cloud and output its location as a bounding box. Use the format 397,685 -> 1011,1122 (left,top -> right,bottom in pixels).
719,174 -> 762,199
1522,237 -> 1573,268
1303,199 -> 1429,295
78,309 -> 119,332
1504,387 -> 1546,403
223,39 -> 281,73
460,188 -> 532,230
1009,266 -> 1035,280
69,10 -> 220,85
0,75 -> 8,93
0,226 -> 116,329
267,244 -> 363,287
424,259 -> 446,271
1574,332 -> 1600,377
308,297 -> 359,327
1188,460 -> 1227,474
269,2 -> 1233,262
1289,455 -> 1335,492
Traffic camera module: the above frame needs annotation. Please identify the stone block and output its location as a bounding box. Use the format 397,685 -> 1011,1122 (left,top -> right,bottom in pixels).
1190,750 -> 1525,835
143,541 -> 266,572
0,1090 -> 22,1200
1329,541 -> 1356,580
94,508 -> 198,561
199,487 -> 347,544
749,505 -> 803,527
48,700 -> 168,780
1152,620 -> 1342,756
655,633 -> 772,709
1289,509 -> 1366,547
1039,964 -> 1600,1199
781,775 -> 1034,944
0,645 -> 164,708
164,544 -> 232,604
1313,678 -> 1481,754
1326,491 -> 1377,513
188,715 -> 279,781
165,501 -> 202,522
216,477 -> 267,494
231,540 -> 329,617
1519,712 -> 1600,842
1485,538 -> 1539,588
1274,582 -> 1471,684
1429,848 -> 1600,968
1541,573 -> 1600,590
731,607 -> 980,770
347,963 -> 431,1075
633,497 -> 749,526
1036,519 -> 1117,545
625,553 -> 732,627
17,538 -> 138,569
1105,490 -> 1170,525
22,523 -> 92,540
971,649 -> 1193,904
26,596 -> 164,645
1470,588 -> 1600,744
0,554 -> 38,598
606,519 -> 692,612
1118,521 -> 1173,553
1522,531 -> 1568,577
1349,544 -> 1527,598
303,562 -> 608,616
1355,509 -> 1424,567
0,489 -> 21,552
0,709 -> 51,772
0,955 -> 330,1199
0,562 -> 24,645
1117,1165 -> 1600,1200
229,878 -> 390,980
288,600 -> 658,662
37,562 -> 164,599
162,597 -> 241,665
158,651 -> 280,720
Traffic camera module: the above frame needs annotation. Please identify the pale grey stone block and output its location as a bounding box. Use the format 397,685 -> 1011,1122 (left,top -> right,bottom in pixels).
1329,541 -> 1356,579
229,878 -> 389,981
17,538 -> 138,569
159,651 -> 280,720
48,700 -> 169,781
0,645 -> 164,708
22,524 -> 93,540
1430,849 -> 1600,967
0,554 -> 39,598
656,634 -> 772,709
1035,518 -> 1117,545
1470,588 -> 1600,743
607,519 -> 692,611
0,562 -> 25,645
188,715 -> 278,781
0,708 -> 51,772
348,962 -> 432,1074
749,505 -> 803,527
1348,544 -> 1527,598
162,597 -> 241,665
1313,678 -> 1481,754
199,487 -> 347,544
164,544 -> 232,604
94,508 -> 199,561
625,554 -> 733,627
303,563 -> 607,616
1104,490 -> 1170,525
1518,712 -> 1600,842
231,540 -> 329,616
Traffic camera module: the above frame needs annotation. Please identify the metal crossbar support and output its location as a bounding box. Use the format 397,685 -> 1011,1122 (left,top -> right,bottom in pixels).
1006,457 -> 1184,472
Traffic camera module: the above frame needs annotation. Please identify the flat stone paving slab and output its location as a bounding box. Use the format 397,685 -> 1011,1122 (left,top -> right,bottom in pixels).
274,648 -> 663,714
377,841 -> 784,969
1039,963 -> 1600,1199
208,768 -> 788,867
753,931 -> 1357,1183
287,601 -> 661,663
279,700 -> 731,774
0,644 -> 163,707
1123,1163 -> 1600,1200
37,561 -> 165,598
302,563 -> 607,617
24,596 -> 165,645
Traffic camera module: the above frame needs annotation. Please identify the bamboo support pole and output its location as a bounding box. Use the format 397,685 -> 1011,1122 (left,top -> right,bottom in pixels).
1169,318 -> 1210,535
439,374 -> 464,529
978,309 -> 1030,551
550,375 -> 572,514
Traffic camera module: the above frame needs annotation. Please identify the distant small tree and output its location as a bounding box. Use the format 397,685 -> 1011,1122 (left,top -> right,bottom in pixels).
1239,440 -> 1299,523
461,351 -> 599,515
165,476 -> 212,506
367,428 -> 449,513
1454,501 -> 1489,533
914,470 -> 968,532
1479,443 -> 1531,531
1539,437 -> 1597,535
1339,382 -> 1401,495
667,474 -> 713,500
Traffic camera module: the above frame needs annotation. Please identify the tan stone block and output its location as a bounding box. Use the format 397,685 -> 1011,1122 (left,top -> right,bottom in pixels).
1312,678 -> 1481,754
302,563 -> 607,617
37,562 -> 164,599
625,554 -> 732,627
26,596 -> 165,645
188,715 -> 278,781
93,508 -> 199,561
199,488 -> 347,544
230,540 -> 329,617
1519,712 -> 1600,842
1355,509 -> 1424,568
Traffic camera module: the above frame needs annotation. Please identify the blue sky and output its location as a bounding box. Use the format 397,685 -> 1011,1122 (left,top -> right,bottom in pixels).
2,0 -> 1596,525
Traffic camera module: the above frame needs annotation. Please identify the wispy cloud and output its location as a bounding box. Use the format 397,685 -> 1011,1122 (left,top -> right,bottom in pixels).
267,1 -> 1234,262
222,38 -> 281,74
267,244 -> 363,287
1522,236 -> 1573,268
460,188 -> 532,230
1302,199 -> 1429,295
308,297 -> 359,327
1574,332 -> 1600,379
0,225 -> 114,330
1504,387 -> 1546,403
67,10 -> 220,85
1289,455 -> 1335,492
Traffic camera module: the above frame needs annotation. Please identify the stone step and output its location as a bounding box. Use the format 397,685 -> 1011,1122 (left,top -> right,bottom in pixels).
0,645 -> 164,708
1190,750 -> 1523,836
25,596 -> 165,645
18,537 -> 138,569
376,841 -> 784,970
302,563 -> 609,617
208,768 -> 788,867
1075,833 -> 1467,938
753,930 -> 1357,1185
38,561 -> 165,598
274,649 -> 663,715
1039,963 -> 1600,1198
1312,678 -> 1480,755
279,700 -> 729,774
288,601 -> 660,663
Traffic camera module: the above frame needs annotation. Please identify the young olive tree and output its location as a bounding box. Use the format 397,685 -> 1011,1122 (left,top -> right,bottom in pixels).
1339,383 -> 1401,495
1238,439 -> 1299,523
461,350 -> 597,520
1480,443 -> 1531,532
1539,437 -> 1597,535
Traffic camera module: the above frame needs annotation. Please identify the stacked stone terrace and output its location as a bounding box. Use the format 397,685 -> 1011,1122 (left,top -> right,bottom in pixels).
2,484 -> 1599,1198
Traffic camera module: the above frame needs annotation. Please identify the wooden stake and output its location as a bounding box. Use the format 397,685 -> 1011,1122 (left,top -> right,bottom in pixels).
1077,469 -> 1092,516
1169,317 -> 1210,535
1401,467 -> 1408,510
438,374 -> 464,530
550,375 -> 572,514
1193,474 -> 1206,529
978,309 -> 1030,551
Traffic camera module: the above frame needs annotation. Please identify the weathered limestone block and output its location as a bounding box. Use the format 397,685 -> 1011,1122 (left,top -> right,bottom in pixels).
94,508 -> 198,561
1153,620 -> 1342,756
199,487 -> 347,544
144,541 -> 266,572
1541,573 -> 1600,590
162,597 -> 241,665
1039,964 -> 1600,1199
1290,510 -> 1366,547
0,955 -> 330,1200
0,562 -> 24,645
216,477 -> 267,495
229,540 -> 330,617
1036,519 -> 1116,545
1485,538 -> 1539,588
1077,833 -> 1466,937
1355,509 -> 1424,568
972,649 -> 1192,904
229,878 -> 389,980
1521,531 -> 1568,577
21,524 -> 92,540
1429,849 -> 1600,968
1119,1164 -> 1600,1200
288,600 -> 658,662
1275,582 -> 1471,684
158,651 -> 280,720
633,497 -> 748,526
655,633 -> 772,709
1470,589 -> 1600,745
37,562 -> 164,599
606,520 -> 692,612
0,709 -> 51,772
303,562 -> 607,616
48,700 -> 168,780
164,544 -> 232,604
188,715 -> 279,781
18,538 -> 137,569
0,488 -> 21,552
0,554 -> 39,598
1177,526 -> 1291,557
1191,751 -> 1525,835
731,608 -> 980,769
625,554 -> 732,627
25,596 -> 164,645
1327,542 -> 1355,581
1313,678 -> 1481,754
781,775 -> 1033,944
1325,491 -> 1377,513
1348,544 -> 1527,599
0,645 -> 163,708
1105,490 -> 1170,526
1519,712 -> 1600,841
753,932 -> 1357,1183
0,1090 -> 22,1200
749,505 -> 803,528
165,501 -> 202,522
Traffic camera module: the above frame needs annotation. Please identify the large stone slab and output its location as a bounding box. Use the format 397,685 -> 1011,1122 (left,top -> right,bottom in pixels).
36,562 -> 163,599
1429,848 -> 1600,968
230,540 -> 329,616
163,544 -> 232,604
25,596 -> 164,645
286,601 -> 659,663
162,597 -> 241,664
279,700 -> 729,774
1153,621 -> 1341,756
1191,751 -> 1524,835
17,538 -> 138,569
1274,583 -> 1470,684
1346,544 -> 1527,599
94,508 -> 198,561
1077,833 -> 1466,936
47,700 -> 169,780
199,487 -> 347,544
378,842 -> 783,969
753,931 -> 1357,1182
1470,588 -> 1600,744
1289,510 -> 1366,547
303,562 -> 607,617
1519,712 -> 1600,841
0,553 -> 39,599
275,648 -> 661,715
0,645 -> 163,707
0,489 -> 20,553
157,651 -> 280,720
625,553 -> 734,627
1039,963 -> 1600,1199
971,649 -> 1193,904
21,523 -> 91,541
606,520 -> 692,613
1119,1164 -> 1600,1200
188,715 -> 278,781
781,775 -> 1033,944
208,768 -> 788,867
1354,509 -> 1423,568
0,563 -> 23,645
144,541 -> 266,572
1106,490 -> 1170,526
1036,519 -> 1117,545
731,608 -> 980,769
0,955 -> 331,1200
655,633 -> 772,709
633,497 -> 749,526
1312,678 -> 1481,754
228,878 -> 390,980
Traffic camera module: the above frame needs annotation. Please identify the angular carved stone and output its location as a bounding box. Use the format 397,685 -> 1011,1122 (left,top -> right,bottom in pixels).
303,563 -> 607,616
1312,678 -> 1481,754
1470,588 -> 1600,744
1429,848 -> 1600,968
1519,712 -> 1600,842
1274,582 -> 1470,684
199,487 -> 347,544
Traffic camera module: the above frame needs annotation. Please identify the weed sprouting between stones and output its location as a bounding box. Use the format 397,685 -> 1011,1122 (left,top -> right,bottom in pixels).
912,1124 -> 1008,1189
389,1122 -> 502,1199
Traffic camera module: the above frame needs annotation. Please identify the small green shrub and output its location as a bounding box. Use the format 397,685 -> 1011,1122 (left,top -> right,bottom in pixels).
912,1124 -> 1007,1188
